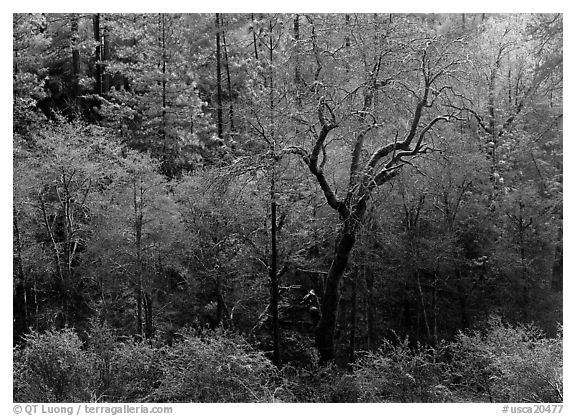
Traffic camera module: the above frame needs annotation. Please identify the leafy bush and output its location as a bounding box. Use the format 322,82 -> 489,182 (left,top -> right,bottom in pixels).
151,329 -> 282,402
279,362 -> 352,402
14,329 -> 98,402
447,317 -> 563,402
351,318 -> 562,403
352,337 -> 446,402
85,320 -> 117,401
106,339 -> 163,402
15,318 -> 560,403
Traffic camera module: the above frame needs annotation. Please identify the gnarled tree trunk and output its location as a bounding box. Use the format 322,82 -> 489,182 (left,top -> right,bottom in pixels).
315,225 -> 356,363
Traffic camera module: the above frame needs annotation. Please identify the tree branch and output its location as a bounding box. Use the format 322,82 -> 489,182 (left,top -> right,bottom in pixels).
290,104 -> 345,216
386,115 -> 452,168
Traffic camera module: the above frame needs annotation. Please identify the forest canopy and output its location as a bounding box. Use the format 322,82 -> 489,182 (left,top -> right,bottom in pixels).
13,13 -> 562,403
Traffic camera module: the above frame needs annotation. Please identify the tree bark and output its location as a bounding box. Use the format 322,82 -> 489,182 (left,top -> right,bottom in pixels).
93,14 -> 102,95
293,14 -> 300,81
134,181 -> 144,337
215,14 -> 223,139
251,14 -> 259,60
293,14 -> 303,101
270,169 -> 281,366
216,272 -> 223,326
136,285 -> 142,337
299,34 -> 451,363
71,15 -> 81,98
221,18 -> 235,135
345,14 -> 350,48
415,269 -> 432,343
267,17 -> 281,367
348,271 -> 357,363
315,222 -> 356,364
551,228 -> 563,292
13,209 -> 28,344
161,14 -> 167,144
102,20 -> 111,92
143,291 -> 153,339
432,273 -> 439,346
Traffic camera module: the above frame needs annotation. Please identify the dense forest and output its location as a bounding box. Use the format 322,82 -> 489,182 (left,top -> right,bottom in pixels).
13,13 -> 562,403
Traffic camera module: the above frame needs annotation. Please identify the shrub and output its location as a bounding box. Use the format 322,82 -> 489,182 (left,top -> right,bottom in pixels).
13,329 -> 98,402
106,339 -> 163,402
85,320 -> 117,401
151,329 -> 282,402
279,362 -> 351,402
350,318 -> 562,403
352,337 -> 446,402
447,317 -> 563,402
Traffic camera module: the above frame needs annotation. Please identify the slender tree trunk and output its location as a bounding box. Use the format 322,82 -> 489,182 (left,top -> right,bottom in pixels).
61,176 -> 76,325
221,18 -> 235,135
61,175 -> 74,282
488,49 -> 503,177
144,292 -> 153,339
416,269 -> 432,343
348,272 -> 357,363
551,228 -> 563,292
215,14 -> 223,139
345,14 -> 350,48
99,272 -> 107,323
365,269 -> 375,349
267,18 -> 281,367
161,15 -> 166,131
33,275 -> 39,331
293,14 -> 299,80
136,286 -> 142,337
293,14 -> 302,104
134,181 -> 144,337
344,14 -> 351,74
160,14 -> 168,166
71,15 -> 80,98
251,14 -> 259,60
270,169 -> 281,366
517,206 -> 530,319
102,21 -> 111,93
40,195 -> 67,325
432,273 -> 439,346
93,14 -> 102,95
216,272 -> 223,325
401,280 -> 412,333
13,209 -> 28,344
161,14 -> 166,135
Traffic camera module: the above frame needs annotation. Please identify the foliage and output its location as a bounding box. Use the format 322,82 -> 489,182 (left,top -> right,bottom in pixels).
13,318 -> 562,403
447,317 -> 563,402
152,329 -> 281,402
105,339 -> 163,402
13,13 -> 562,403
350,318 -> 562,403
104,14 -> 215,176
13,329 -> 98,402
278,362 -> 351,402
353,336 -> 446,402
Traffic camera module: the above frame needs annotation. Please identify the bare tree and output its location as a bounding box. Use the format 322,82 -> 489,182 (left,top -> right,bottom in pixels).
286,19 -> 466,362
